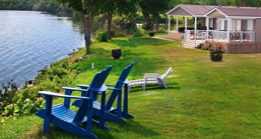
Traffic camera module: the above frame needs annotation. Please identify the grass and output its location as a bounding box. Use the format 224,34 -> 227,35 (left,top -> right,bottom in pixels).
154,32 -> 168,38
1,36 -> 261,138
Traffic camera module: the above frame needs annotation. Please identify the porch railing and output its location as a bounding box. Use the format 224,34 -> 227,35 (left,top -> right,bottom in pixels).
229,31 -> 255,43
208,30 -> 227,42
208,30 -> 255,43
184,30 -> 207,42
183,30 -> 255,47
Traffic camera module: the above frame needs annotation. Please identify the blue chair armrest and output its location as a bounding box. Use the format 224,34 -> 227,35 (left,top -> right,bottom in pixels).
61,87 -> 88,92
38,91 -> 91,100
107,87 -> 121,91
76,84 -> 90,89
105,84 -> 115,87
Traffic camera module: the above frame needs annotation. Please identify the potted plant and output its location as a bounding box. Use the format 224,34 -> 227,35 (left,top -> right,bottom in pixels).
209,42 -> 224,62
149,32 -> 155,37
111,49 -> 121,59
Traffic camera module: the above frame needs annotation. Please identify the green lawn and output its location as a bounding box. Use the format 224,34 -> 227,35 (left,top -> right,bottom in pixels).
1,36 -> 261,138
154,32 -> 168,38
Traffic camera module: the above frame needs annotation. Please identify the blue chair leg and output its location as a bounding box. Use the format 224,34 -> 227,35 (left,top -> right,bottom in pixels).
99,91 -> 110,130
43,96 -> 53,132
122,84 -> 133,119
116,90 -> 122,118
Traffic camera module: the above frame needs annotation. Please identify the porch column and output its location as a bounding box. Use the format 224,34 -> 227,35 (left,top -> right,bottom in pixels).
185,16 -> 187,33
168,15 -> 170,32
206,17 -> 209,40
194,16 -> 197,47
176,16 -> 179,32
227,19 -> 230,43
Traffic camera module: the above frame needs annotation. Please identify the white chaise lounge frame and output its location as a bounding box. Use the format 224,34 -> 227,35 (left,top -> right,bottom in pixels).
128,67 -> 174,90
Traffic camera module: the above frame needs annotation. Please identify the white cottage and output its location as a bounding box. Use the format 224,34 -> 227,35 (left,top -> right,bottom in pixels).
166,4 -> 261,53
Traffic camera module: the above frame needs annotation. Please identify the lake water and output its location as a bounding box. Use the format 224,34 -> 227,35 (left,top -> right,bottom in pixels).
0,11 -> 84,88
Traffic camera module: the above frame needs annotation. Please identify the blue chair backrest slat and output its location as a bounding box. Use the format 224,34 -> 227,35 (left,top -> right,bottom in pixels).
105,91 -> 119,112
115,62 -> 134,88
90,66 -> 112,90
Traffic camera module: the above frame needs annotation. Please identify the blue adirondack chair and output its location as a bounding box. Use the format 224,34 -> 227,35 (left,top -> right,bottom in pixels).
72,62 -> 135,128
36,66 -> 112,138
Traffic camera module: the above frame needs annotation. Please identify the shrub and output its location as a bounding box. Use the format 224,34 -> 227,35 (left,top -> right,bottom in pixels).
96,31 -> 108,42
202,41 -> 212,50
0,80 -> 20,112
1,97 -> 45,123
113,31 -> 127,37
202,41 -> 224,52
2,104 -> 15,116
132,29 -> 145,38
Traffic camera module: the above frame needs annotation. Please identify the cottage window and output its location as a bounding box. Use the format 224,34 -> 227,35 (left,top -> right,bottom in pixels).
224,20 -> 228,31
219,19 -> 228,31
209,18 -> 214,29
241,20 -> 248,31
247,20 -> 253,30
235,20 -> 241,31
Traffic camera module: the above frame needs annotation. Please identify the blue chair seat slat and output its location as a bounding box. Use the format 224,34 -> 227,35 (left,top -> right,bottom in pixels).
52,104 -> 87,123
93,101 -> 115,112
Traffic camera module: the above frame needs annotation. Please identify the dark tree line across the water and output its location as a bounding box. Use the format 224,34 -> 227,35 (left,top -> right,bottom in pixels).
0,0 -> 73,16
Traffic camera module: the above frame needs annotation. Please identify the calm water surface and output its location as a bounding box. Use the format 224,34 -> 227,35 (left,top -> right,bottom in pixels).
0,11 -> 84,87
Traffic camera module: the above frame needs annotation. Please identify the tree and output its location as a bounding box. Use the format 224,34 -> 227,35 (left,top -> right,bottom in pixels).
98,0 -> 114,40
56,0 -> 99,54
139,0 -> 171,31
99,0 -> 139,39
139,0 -> 151,30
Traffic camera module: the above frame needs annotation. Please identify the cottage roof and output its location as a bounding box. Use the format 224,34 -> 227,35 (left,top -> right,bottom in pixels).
213,7 -> 261,17
180,4 -> 215,15
166,4 -> 261,18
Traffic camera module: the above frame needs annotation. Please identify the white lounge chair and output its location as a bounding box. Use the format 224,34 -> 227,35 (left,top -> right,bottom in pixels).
128,67 -> 174,91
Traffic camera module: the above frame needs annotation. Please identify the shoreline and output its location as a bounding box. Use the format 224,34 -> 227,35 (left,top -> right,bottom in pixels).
0,47 -> 83,91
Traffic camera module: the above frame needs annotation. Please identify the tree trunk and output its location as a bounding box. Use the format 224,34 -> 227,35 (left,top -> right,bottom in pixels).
142,11 -> 150,30
156,18 -> 159,32
152,16 -> 156,31
165,14 -> 168,28
107,11 -> 112,40
85,13 -> 92,54
82,0 -> 93,54
81,15 -> 88,54
153,15 -> 159,32
81,15 -> 92,54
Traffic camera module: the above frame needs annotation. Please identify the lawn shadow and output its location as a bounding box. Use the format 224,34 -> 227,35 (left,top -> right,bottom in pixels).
27,120 -> 158,138
24,121 -> 115,139
129,82 -> 180,92
126,120 -> 159,137
108,120 -> 159,137
110,37 -> 176,48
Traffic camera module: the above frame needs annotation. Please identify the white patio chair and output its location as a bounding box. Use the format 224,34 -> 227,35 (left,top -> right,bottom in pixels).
128,67 -> 174,91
